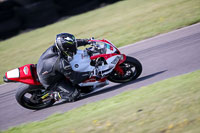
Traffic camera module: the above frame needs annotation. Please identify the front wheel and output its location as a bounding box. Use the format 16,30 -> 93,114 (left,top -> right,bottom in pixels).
108,56 -> 142,83
16,84 -> 55,110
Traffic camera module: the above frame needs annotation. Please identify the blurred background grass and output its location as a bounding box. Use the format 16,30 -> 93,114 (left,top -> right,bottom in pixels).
0,0 -> 200,84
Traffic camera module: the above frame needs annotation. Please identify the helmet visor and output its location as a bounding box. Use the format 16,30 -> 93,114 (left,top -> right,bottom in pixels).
62,42 -> 77,56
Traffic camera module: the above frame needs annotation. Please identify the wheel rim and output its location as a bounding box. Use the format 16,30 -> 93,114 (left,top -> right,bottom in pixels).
120,62 -> 137,79
21,88 -> 53,109
110,62 -> 137,82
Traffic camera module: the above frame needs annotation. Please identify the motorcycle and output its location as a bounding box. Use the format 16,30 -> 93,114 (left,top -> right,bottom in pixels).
3,39 -> 142,110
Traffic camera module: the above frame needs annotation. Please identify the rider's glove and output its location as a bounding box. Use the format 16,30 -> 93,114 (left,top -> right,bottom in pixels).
77,39 -> 91,46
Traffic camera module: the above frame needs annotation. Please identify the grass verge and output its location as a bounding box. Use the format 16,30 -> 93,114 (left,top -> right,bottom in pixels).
0,0 -> 200,84
3,70 -> 200,133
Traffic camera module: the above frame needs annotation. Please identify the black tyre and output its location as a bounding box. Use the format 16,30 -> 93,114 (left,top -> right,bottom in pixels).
16,84 -> 55,110
54,0 -> 100,16
14,0 -> 37,6
0,0 -> 14,21
0,0 -> 22,21
0,10 -> 14,21
108,56 -> 142,83
0,16 -> 21,40
17,0 -> 58,29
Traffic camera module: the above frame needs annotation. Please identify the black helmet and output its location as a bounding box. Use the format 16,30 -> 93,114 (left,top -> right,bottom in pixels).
55,33 -> 77,57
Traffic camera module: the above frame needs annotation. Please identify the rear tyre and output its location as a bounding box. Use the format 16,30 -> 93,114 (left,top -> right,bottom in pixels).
16,84 -> 55,110
108,56 -> 142,83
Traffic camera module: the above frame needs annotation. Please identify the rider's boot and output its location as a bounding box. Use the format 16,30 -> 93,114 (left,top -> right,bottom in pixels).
50,92 -> 62,101
50,80 -> 80,102
51,89 -> 80,102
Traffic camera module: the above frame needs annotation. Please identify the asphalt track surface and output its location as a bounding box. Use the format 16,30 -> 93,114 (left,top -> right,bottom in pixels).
0,23 -> 200,130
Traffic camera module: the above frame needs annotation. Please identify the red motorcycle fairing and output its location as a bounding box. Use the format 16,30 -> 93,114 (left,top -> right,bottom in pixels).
83,77 -> 107,83
89,39 -> 126,76
4,64 -> 41,85
90,53 -> 126,75
90,53 -> 118,60
90,39 -> 121,54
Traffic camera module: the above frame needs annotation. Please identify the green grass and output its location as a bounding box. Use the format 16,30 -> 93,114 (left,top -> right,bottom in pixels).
0,0 -> 200,84
3,70 -> 200,133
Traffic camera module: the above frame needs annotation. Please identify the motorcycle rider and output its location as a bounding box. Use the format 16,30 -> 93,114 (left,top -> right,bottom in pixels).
37,33 -> 91,101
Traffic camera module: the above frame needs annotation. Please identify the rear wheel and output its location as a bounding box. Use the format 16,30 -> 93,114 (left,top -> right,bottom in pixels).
16,84 -> 55,110
108,56 -> 142,83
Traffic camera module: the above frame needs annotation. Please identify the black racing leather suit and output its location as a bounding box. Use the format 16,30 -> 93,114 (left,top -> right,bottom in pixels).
37,39 -> 90,99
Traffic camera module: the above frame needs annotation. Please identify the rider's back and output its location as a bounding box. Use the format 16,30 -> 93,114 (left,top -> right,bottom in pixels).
37,44 -> 64,89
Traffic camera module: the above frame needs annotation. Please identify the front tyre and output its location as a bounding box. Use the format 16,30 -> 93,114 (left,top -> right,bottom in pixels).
108,56 -> 142,83
16,84 -> 55,110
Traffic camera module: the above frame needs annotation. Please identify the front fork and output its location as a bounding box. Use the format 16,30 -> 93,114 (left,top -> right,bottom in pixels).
114,54 -> 126,75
